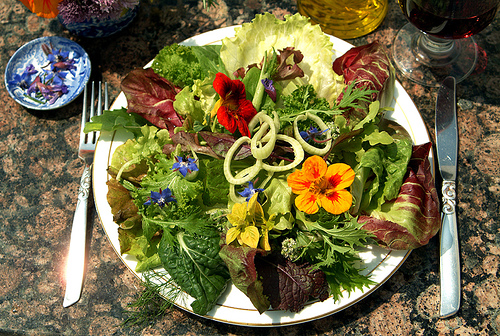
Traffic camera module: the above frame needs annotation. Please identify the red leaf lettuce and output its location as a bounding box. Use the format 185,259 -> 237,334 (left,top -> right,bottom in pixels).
358,142 -> 441,249
121,68 -> 184,135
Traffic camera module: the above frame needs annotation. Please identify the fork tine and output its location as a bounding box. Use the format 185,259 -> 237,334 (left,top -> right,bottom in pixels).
104,82 -> 109,111
97,81 -> 103,118
90,81 -> 96,121
80,84 -> 88,144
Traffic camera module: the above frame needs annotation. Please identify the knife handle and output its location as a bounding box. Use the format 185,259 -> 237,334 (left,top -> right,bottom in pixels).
63,164 -> 91,308
439,180 -> 460,318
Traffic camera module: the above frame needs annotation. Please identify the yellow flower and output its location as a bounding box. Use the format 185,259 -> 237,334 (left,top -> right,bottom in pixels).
226,193 -> 274,250
287,155 -> 355,215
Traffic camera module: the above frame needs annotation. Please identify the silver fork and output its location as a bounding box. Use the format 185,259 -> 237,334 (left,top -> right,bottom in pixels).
63,81 -> 108,308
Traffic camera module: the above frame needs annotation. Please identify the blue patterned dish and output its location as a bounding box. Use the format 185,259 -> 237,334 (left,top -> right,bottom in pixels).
4,36 -> 91,110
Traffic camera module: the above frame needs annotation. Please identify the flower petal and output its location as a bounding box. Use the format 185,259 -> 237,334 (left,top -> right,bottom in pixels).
240,226 -> 260,248
295,191 -> 319,214
19,0 -> 59,18
226,227 -> 240,245
302,155 -> 327,180
287,170 -> 312,193
217,106 -> 238,133
318,189 -> 353,214
213,72 -> 233,97
325,163 -> 355,190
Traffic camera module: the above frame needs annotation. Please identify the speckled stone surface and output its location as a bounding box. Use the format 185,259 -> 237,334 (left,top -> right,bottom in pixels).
1,0 -> 499,335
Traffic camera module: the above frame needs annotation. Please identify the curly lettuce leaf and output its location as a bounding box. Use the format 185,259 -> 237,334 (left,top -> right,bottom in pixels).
173,75 -> 218,126
350,136 -> 413,215
110,125 -> 172,181
106,178 -> 142,229
220,13 -> 344,103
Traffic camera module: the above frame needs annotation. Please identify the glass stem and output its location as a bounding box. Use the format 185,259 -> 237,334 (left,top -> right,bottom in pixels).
412,33 -> 459,67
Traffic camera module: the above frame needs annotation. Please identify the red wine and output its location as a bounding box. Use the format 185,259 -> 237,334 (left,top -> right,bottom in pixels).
399,0 -> 500,39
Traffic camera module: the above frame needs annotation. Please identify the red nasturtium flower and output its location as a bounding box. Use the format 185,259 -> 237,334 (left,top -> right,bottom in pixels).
211,72 -> 257,137
19,0 -> 60,18
287,156 -> 355,215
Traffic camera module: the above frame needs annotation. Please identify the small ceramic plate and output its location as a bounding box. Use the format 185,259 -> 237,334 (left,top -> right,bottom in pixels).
4,36 -> 91,110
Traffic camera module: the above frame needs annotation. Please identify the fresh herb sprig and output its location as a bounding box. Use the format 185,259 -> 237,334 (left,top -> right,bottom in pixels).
122,269 -> 178,328
276,82 -> 377,125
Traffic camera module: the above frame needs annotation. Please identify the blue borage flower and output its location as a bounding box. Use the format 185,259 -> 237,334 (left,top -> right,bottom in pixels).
144,188 -> 176,208
299,126 -> 329,143
8,64 -> 37,90
171,156 -> 199,178
10,43 -> 76,105
238,181 -> 264,202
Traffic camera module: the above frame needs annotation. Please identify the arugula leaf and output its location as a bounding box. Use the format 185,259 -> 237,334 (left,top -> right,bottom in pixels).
293,210 -> 374,301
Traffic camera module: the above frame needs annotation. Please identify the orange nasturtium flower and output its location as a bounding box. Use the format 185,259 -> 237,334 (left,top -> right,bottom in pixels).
287,155 -> 355,215
19,0 -> 60,18
211,72 -> 257,137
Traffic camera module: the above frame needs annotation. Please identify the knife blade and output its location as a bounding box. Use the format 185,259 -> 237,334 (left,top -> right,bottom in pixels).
435,76 -> 460,318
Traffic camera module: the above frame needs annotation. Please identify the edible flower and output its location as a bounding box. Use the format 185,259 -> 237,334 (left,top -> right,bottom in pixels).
8,64 -> 37,90
261,78 -> 277,102
211,72 -> 257,137
238,181 -> 264,202
144,188 -> 176,208
19,0 -> 60,18
299,126 -> 329,143
226,193 -> 274,251
287,155 -> 355,215
171,156 -> 199,178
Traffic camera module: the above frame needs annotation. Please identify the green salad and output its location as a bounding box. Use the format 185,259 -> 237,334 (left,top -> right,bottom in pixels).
86,13 -> 440,316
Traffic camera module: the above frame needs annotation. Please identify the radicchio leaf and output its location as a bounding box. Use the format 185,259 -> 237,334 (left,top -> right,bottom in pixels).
358,142 -> 440,250
121,68 -> 184,135
333,41 -> 395,120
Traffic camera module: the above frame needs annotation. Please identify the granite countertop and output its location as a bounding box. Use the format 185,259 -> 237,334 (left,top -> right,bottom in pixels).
1,0 -> 499,334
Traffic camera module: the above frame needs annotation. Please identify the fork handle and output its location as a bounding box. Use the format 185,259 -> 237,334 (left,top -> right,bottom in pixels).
63,164 -> 91,308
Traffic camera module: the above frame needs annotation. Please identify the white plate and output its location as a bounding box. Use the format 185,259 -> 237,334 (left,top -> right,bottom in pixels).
93,26 -> 431,327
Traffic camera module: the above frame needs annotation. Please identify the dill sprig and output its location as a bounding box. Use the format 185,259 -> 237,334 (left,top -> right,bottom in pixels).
122,269 -> 181,328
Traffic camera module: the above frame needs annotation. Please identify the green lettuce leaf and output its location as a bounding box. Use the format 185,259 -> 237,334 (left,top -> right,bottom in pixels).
83,108 -> 149,137
263,174 -> 294,231
159,230 -> 230,316
220,13 -> 344,104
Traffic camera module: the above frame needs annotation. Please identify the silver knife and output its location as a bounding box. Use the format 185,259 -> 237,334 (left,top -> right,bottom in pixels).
435,76 -> 460,318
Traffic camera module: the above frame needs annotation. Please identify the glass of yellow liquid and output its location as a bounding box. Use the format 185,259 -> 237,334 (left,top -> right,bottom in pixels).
297,0 -> 389,39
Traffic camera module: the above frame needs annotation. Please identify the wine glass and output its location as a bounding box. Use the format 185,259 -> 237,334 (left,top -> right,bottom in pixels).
392,0 -> 500,87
